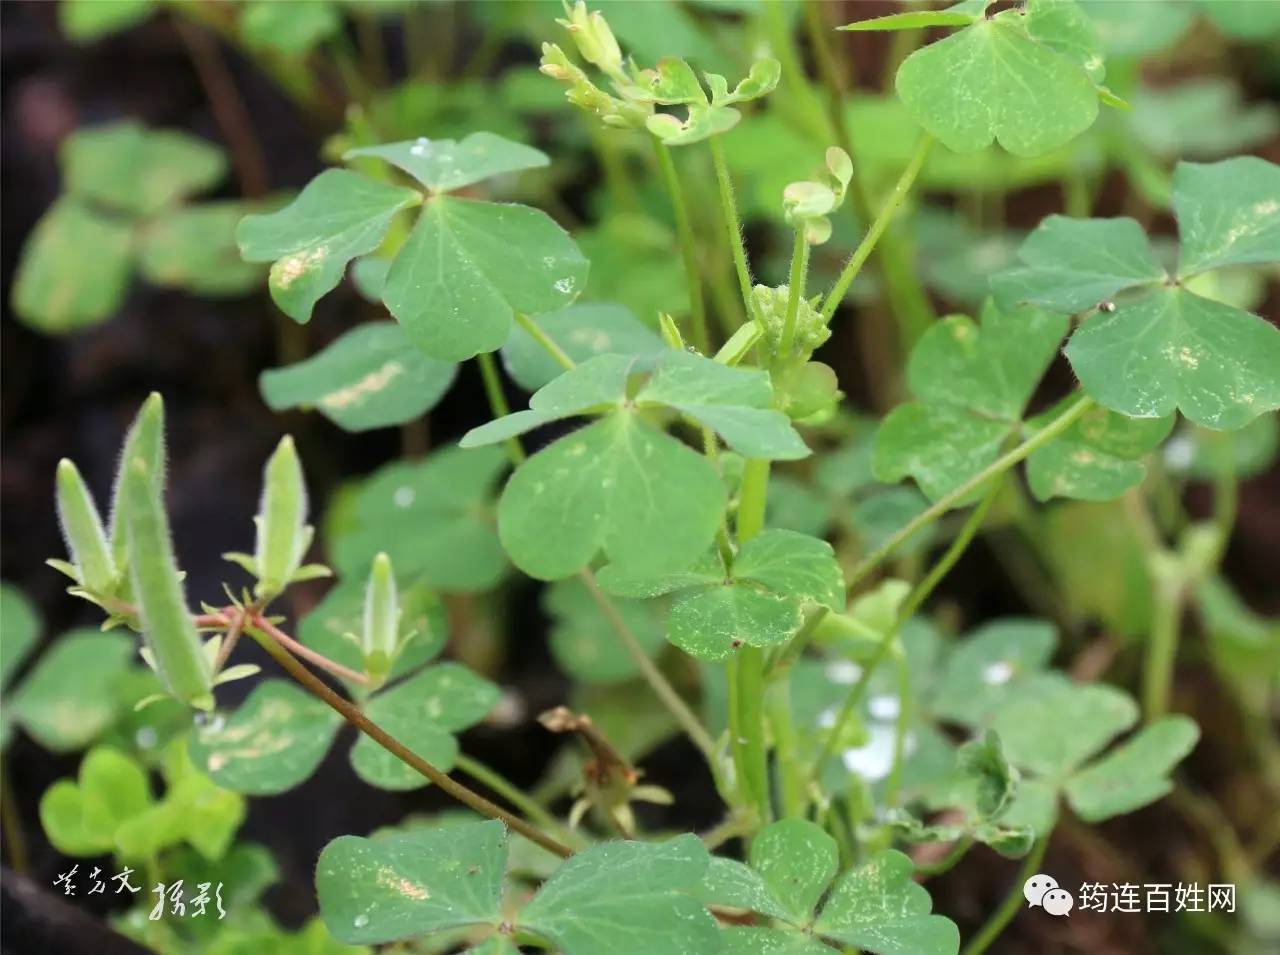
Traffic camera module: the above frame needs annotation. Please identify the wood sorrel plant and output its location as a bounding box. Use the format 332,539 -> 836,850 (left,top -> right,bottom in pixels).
14,1 -> 1280,953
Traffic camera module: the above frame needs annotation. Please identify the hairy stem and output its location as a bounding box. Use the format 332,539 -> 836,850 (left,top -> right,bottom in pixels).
732,459 -> 773,824
709,135 -> 755,316
960,837 -> 1050,955
653,140 -> 710,353
247,613 -> 370,686
821,134 -> 933,323
780,227 -> 811,357
244,619 -> 573,858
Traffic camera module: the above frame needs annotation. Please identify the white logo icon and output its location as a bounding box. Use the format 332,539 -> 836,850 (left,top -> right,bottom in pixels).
1025,874 -> 1074,916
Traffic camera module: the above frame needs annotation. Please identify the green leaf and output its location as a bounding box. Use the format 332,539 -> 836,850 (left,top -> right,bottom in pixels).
990,674 -> 1137,779
519,835 -> 719,955
1079,0 -> 1192,57
189,680 -> 342,794
0,583 -> 39,689
1166,416 -> 1279,481
139,201 -> 263,296
331,445 -> 509,591
750,819 -> 838,925
383,197 -> 588,361
841,5 -> 984,33
1064,286 -> 1280,429
39,746 -> 151,857
62,122 -> 226,216
1065,715 -> 1199,821
1198,0 -> 1280,40
349,664 -> 499,790
1174,157 -> 1280,276
895,1 -> 1101,156
500,303 -> 664,392
991,215 -> 1165,314
730,530 -> 845,610
12,199 -> 133,333
240,0 -> 340,55
316,820 -> 506,945
301,576 -> 446,688
1130,79 -> 1279,161
497,413 -> 725,580
957,730 -> 1019,819
11,630 -> 135,752
931,619 -> 1057,727
814,850 -> 960,955
346,132 -> 548,193
60,0 -> 154,40
545,579 -> 665,684
668,586 -> 802,661
261,322 -> 457,432
237,170 -> 420,323
721,928 -> 833,955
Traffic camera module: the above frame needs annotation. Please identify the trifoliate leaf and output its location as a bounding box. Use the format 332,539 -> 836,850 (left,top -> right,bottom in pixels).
874,300 -> 1066,502
139,201 -> 263,296
0,583 -> 39,690
189,680 -> 342,795
990,674 -> 1137,779
39,747 -> 151,857
260,322 -> 457,432
331,445 -> 509,591
12,199 -> 133,333
349,664 -> 499,790
544,579 -> 665,684
317,820 -> 506,945
931,619 -> 1057,728
519,835 -> 719,955
958,730 -> 1019,819
62,122 -> 226,216
720,928 -> 832,955
500,303 -> 664,392
346,132 -> 549,193
383,197 -> 587,361
1064,715 -> 1199,821
814,850 -> 960,955
1174,157 -> 1280,275
750,819 -> 839,926
10,630 -> 135,752
991,215 -> 1165,314
240,0 -> 340,55
237,170 -> 421,323
1065,286 -> 1280,429
1024,399 -> 1174,501
895,0 -> 1102,156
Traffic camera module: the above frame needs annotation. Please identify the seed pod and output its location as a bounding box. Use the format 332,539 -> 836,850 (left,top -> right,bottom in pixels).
362,552 -> 398,683
55,459 -> 117,594
253,436 -> 310,598
109,393 -> 166,571
122,454 -> 213,710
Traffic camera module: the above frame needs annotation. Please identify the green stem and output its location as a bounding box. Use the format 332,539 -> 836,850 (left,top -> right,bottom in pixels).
653,139 -> 709,353
1142,577 -> 1184,722
768,679 -> 806,818
732,458 -> 773,824
709,135 -> 755,317
761,0 -> 833,143
515,312 -> 576,371
960,837 -> 1050,955
846,395 -> 1094,593
454,754 -> 569,839
476,352 -> 526,465
779,227 -> 811,357
821,134 -> 933,323
918,836 -> 975,878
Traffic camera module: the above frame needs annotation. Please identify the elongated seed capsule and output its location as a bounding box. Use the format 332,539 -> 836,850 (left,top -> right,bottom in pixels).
254,436 -> 309,597
362,552 -> 398,683
109,393 -> 166,571
55,459 -> 117,594
122,454 -> 213,710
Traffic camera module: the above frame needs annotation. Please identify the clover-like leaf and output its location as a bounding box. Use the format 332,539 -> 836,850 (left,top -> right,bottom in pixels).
894,0 -> 1104,157
10,630 -> 136,752
544,579 -> 665,684
349,664 -> 499,790
139,201 -> 264,296
317,820 -> 506,945
931,619 -> 1057,728
40,746 -> 152,857
958,730 -> 1019,820
751,819 -> 839,925
260,322 -> 457,432
62,121 -> 226,217
240,0 -> 340,56
383,197 -> 588,361
1174,156 -> 1280,275
500,302 -> 664,392
519,835 -> 719,955
331,445 -> 509,591
12,199 -> 133,334
189,680 -> 343,795
1024,399 -> 1174,501
237,169 -> 421,323
600,529 -> 844,661
346,132 -> 549,193
874,300 -> 1066,502
1064,715 -> 1199,821
720,929 -> 832,955
0,583 -> 39,691
814,850 -> 960,955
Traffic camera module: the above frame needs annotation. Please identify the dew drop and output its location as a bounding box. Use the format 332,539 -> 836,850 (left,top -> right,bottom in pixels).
393,486 -> 415,508
409,137 -> 432,157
